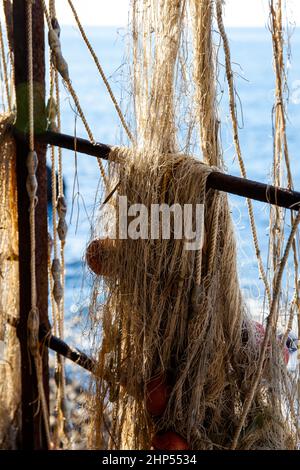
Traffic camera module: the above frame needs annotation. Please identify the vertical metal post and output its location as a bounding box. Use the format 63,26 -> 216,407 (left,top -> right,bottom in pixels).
13,0 -> 50,449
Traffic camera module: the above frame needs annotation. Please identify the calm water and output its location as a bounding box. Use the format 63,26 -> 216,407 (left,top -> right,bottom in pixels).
51,26 -> 300,358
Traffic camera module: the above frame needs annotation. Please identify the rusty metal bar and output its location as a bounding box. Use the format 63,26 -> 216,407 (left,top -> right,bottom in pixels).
39,327 -> 96,374
36,130 -> 300,211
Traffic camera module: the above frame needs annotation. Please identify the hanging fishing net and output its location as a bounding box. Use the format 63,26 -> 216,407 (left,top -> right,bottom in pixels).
85,0 -> 299,450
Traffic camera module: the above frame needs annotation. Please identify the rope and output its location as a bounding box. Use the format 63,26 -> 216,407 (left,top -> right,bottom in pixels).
231,209 -> 300,450
41,0 -> 51,29
48,0 -> 68,445
26,0 -> 51,449
67,0 -> 134,143
48,235 -> 58,337
195,168 -> 211,286
54,70 -> 63,196
216,0 -> 271,307
27,1 -> 34,154
50,74 -> 58,260
49,0 -> 56,17
269,0 -> 299,326
54,69 -> 66,341
207,194 -> 221,278
48,60 -> 67,446
269,0 -> 300,433
270,0 -> 293,189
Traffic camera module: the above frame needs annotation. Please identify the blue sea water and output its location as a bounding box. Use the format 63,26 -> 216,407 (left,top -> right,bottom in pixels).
52,26 -> 300,359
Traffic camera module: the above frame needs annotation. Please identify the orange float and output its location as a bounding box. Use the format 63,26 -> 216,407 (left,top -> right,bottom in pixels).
86,238 -> 115,277
145,375 -> 170,417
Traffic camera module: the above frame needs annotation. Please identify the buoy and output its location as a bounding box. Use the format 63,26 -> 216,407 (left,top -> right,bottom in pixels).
86,238 -> 115,277
152,431 -> 189,450
145,375 -> 170,417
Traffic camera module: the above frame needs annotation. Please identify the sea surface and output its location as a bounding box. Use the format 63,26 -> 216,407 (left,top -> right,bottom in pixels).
50,26 -> 300,370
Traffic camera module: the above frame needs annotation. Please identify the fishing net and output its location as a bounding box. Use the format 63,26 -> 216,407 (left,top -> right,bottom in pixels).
85,0 -> 298,450
0,0 -> 299,451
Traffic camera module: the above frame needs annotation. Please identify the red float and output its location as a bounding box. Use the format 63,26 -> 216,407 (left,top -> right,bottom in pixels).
145,375 -> 170,417
86,238 -> 115,277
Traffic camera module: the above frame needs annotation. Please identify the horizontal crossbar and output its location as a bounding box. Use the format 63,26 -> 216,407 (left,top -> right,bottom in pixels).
36,130 -> 300,211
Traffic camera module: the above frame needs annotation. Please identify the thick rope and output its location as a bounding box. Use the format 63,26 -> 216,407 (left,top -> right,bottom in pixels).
207,194 -> 221,278
41,0 -> 51,29
195,167 -> 212,286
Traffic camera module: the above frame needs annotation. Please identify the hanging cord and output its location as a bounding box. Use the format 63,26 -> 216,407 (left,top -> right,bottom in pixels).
206,195 -> 221,278
0,18 -> 11,111
25,0 -> 51,449
269,0 -> 288,289
269,0 -> 300,352
216,0 -> 271,307
48,0 -> 66,341
231,209 -> 300,449
191,167 -> 218,313
66,0 -> 134,143
55,69 -> 67,340
40,0 -> 108,187
47,62 -> 67,445
270,0 -> 293,189
54,75 -> 69,449
268,3 -> 299,431
194,168 -> 213,287
47,65 -> 63,328
46,0 -> 68,442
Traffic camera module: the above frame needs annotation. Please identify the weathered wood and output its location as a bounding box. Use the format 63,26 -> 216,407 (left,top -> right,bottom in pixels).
38,130 -> 300,211
13,0 -> 49,450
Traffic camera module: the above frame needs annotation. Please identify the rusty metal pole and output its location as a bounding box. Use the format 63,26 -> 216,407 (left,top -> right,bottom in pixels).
13,0 -> 50,449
